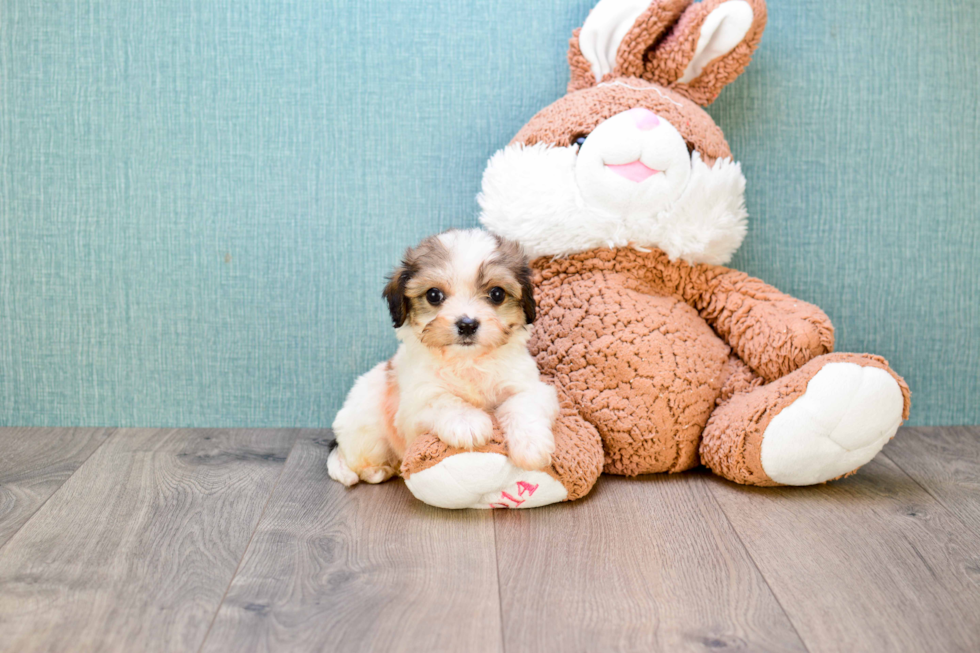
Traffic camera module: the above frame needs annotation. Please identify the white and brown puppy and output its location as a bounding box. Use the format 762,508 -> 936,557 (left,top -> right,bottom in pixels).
327,228 -> 559,487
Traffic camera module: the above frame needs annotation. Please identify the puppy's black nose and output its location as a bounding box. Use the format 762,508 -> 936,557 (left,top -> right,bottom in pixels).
455,316 -> 480,336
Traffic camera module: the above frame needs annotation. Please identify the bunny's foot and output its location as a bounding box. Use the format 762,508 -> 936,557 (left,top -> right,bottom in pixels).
401,396 -> 604,509
404,451 -> 567,509
701,353 -> 910,486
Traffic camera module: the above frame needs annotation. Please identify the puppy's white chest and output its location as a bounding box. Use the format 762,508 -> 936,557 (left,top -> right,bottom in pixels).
439,364 -> 509,410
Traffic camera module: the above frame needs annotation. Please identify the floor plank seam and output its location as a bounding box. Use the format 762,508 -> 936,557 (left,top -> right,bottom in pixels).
697,475 -> 813,653
881,449 -> 980,539
491,513 -> 507,653
194,429 -> 303,653
0,427 -> 116,557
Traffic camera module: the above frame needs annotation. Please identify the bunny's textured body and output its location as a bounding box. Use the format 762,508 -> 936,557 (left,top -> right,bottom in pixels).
528,247 -> 907,486
397,0 -> 910,508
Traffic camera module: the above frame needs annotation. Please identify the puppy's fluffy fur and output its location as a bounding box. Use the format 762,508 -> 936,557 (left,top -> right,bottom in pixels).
328,229 -> 559,487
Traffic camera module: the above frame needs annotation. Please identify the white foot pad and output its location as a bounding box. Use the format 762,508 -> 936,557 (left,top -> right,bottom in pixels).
760,363 -> 905,486
404,452 -> 567,509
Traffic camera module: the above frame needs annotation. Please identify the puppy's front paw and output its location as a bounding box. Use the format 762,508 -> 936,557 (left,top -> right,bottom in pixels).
359,464 -> 397,484
505,424 -> 555,471
436,409 -> 493,450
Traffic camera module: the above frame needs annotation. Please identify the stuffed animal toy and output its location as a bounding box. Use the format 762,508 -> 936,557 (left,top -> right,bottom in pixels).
399,0 -> 910,509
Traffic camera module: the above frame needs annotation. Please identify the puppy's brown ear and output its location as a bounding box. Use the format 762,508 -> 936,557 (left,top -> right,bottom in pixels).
382,263 -> 414,328
494,235 -> 537,325
519,265 -> 536,325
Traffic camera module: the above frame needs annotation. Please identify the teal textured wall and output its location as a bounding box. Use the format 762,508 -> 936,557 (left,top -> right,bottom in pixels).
0,0 -> 977,427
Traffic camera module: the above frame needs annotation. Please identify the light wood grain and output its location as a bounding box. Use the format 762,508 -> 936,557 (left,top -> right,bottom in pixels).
1,427 -> 978,652
492,473 -> 806,653
882,426 -> 980,538
199,431 -> 503,653
0,428 -> 298,653
706,453 -> 980,653
0,427 -> 112,548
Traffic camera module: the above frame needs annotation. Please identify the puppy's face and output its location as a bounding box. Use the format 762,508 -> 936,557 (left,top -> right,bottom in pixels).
383,229 -> 535,355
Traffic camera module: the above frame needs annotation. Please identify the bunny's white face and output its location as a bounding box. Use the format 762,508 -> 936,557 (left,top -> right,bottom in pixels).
478,111 -> 748,266
478,0 -> 765,265
574,108 -> 693,218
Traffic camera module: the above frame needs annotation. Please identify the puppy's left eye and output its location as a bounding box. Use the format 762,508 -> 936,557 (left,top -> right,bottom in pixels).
488,287 -> 506,305
425,288 -> 445,305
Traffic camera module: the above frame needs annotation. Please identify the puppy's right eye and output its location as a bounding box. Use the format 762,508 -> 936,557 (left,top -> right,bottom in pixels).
425,288 -> 445,305
488,287 -> 506,305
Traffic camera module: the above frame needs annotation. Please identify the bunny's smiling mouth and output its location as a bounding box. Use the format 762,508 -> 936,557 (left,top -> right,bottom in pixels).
605,160 -> 661,183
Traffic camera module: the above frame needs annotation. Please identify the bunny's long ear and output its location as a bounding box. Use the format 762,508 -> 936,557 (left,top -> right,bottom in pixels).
646,0 -> 767,105
567,0 -> 692,92
566,0 -> 766,104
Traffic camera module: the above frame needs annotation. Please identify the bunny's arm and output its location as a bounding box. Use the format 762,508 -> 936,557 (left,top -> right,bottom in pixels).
533,248 -> 833,383
678,263 -> 835,382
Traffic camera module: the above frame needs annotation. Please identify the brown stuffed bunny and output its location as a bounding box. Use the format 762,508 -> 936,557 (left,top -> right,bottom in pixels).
400,0 -> 910,509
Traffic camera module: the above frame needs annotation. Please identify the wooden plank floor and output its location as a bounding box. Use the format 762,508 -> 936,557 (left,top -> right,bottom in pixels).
0,427 -> 977,652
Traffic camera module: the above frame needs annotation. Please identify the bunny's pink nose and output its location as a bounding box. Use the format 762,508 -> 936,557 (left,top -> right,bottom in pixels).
627,107 -> 660,131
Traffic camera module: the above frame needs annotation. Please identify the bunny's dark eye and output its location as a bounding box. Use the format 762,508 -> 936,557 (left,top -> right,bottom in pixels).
488,287 -> 506,305
425,288 -> 445,305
